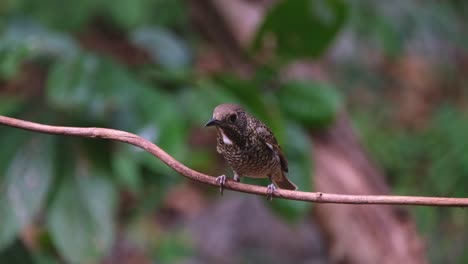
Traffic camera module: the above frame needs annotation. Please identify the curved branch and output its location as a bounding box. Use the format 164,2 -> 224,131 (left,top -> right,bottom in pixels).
0,115 -> 467,207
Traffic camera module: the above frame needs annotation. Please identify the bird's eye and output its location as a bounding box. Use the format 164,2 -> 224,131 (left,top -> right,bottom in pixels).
228,113 -> 237,123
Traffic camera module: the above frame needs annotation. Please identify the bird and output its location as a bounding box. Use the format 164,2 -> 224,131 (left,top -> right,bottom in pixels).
205,103 -> 297,199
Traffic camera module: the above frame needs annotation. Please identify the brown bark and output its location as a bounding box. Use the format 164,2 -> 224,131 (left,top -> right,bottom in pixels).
312,113 -> 426,263
187,0 -> 255,76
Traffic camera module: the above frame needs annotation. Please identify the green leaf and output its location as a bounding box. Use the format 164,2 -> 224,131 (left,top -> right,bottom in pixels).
131,26 -> 191,69
46,54 -> 101,111
0,198 -> 17,251
252,0 -> 348,61
112,145 -> 141,192
47,165 -> 116,263
0,239 -> 35,264
215,75 -> 265,114
0,45 -> 29,79
150,0 -> 188,28
0,128 -> 31,182
46,54 -> 165,122
278,80 -> 341,128
0,18 -> 80,78
11,1 -> 97,31
123,87 -> 188,180
46,55 -> 130,119
107,0 -> 152,30
0,134 -> 54,250
156,231 -> 194,263
0,97 -> 24,116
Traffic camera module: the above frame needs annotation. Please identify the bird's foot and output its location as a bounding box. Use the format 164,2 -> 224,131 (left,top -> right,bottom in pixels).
216,175 -> 227,195
266,183 -> 277,201
233,173 -> 241,183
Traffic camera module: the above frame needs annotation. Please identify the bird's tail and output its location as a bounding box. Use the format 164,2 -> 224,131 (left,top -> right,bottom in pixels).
273,174 -> 298,190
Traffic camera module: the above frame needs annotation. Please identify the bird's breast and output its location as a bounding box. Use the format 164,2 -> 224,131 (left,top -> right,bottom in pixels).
216,132 -> 279,177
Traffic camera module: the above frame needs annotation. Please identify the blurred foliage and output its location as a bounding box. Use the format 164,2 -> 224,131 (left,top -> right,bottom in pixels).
252,0 -> 348,62
278,80 -> 341,128
0,0 -> 341,262
361,106 -> 468,197
346,1 -> 468,60
1,0 -> 467,263
338,1 -> 468,263
0,134 -> 54,248
356,106 -> 468,262
358,107 -> 468,198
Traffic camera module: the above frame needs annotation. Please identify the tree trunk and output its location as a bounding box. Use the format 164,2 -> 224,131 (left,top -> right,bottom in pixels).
312,113 -> 426,264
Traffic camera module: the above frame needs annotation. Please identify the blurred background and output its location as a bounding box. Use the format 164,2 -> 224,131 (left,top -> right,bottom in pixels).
0,0 -> 467,263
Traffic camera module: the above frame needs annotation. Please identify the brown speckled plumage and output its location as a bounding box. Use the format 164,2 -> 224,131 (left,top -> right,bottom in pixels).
206,103 -> 297,191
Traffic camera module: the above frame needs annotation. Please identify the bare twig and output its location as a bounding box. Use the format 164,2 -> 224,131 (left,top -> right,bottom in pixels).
0,115 -> 467,207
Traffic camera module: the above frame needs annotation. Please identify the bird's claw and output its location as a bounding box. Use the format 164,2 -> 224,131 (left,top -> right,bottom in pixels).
216,175 -> 227,195
266,183 -> 277,201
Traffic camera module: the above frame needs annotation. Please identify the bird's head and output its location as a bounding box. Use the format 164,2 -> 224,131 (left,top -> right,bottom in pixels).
205,103 -> 248,134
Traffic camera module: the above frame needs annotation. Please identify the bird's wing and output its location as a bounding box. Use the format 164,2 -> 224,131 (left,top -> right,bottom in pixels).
271,141 -> 289,173
256,124 -> 289,173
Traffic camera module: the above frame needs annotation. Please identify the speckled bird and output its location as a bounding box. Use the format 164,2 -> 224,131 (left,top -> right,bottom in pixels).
205,103 -> 297,198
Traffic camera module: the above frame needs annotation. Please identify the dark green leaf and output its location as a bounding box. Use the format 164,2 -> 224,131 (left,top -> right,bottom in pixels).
252,0 -> 348,61
0,97 -> 24,116
149,0 -> 188,28
278,80 -> 341,128
46,54 -> 101,111
0,134 -> 54,250
125,87 -> 188,180
47,164 -> 116,263
0,18 -> 79,77
107,0 -> 152,30
112,145 -> 141,192
156,231 -> 194,263
131,26 -> 191,69
12,1 -> 97,31
47,55 -> 144,120
0,239 -> 35,264
0,45 -> 29,79
214,75 -> 265,115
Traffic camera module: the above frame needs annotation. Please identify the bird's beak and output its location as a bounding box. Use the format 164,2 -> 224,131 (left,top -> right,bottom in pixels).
205,118 -> 219,127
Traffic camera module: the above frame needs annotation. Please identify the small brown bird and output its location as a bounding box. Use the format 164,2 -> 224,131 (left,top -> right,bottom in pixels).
205,103 -> 297,199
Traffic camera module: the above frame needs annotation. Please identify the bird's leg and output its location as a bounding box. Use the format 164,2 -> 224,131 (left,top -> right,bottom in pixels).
216,172 -> 240,195
266,176 -> 277,201
216,175 -> 227,195
233,172 -> 241,183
